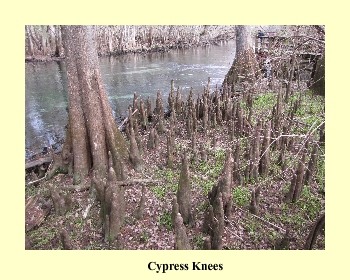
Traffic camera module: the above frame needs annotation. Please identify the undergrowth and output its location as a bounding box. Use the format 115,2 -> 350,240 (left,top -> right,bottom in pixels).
26,89 -> 325,250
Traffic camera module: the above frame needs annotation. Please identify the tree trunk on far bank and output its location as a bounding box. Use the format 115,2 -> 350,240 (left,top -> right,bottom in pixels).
224,25 -> 260,93
59,25 -> 128,184
55,25 -> 64,57
25,25 -> 34,56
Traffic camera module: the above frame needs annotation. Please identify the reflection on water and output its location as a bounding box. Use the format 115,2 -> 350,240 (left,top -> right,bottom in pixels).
25,41 -> 236,159
25,61 -> 69,159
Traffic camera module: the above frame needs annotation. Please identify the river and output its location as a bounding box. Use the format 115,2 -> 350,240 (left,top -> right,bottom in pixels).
25,40 -> 236,160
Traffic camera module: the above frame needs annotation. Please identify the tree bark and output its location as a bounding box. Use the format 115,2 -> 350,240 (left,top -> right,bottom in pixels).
55,25 -> 63,57
310,54 -> 325,96
304,212 -> 325,249
25,25 -> 34,56
61,25 -> 128,184
224,25 -> 260,92
40,25 -> 48,55
176,151 -> 192,225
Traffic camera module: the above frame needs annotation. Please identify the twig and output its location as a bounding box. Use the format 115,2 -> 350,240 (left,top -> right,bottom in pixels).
287,117 -> 325,128
26,176 -> 46,186
259,133 -> 306,162
115,178 -> 160,186
224,215 -> 238,228
296,120 -> 324,158
118,109 -> 138,129
295,35 -> 325,44
224,225 -> 244,241
82,198 -> 95,219
222,217 -> 244,241
233,204 -> 286,233
212,216 -> 244,241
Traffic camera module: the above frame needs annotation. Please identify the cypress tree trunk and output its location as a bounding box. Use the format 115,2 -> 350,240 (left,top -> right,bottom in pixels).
224,25 -> 260,93
60,25 -> 128,184
304,212 -> 325,250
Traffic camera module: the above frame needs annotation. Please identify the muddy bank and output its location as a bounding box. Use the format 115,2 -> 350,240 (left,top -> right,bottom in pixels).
25,55 -> 64,63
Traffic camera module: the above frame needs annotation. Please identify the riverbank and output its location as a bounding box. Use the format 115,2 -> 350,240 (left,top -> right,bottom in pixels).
25,36 -> 235,63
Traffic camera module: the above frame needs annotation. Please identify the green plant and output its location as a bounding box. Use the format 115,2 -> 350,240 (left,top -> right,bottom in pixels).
193,233 -> 204,249
125,215 -> 136,225
291,92 -> 324,134
315,157 -> 325,193
25,183 -> 51,199
25,185 -> 39,197
245,177 -> 257,184
214,148 -> 226,162
243,218 -> 259,233
297,186 -> 322,220
280,204 -> 305,228
197,160 -> 211,174
253,93 -> 277,115
28,217 -> 61,249
150,185 -> 167,200
197,200 -> 209,212
30,230 -> 57,249
140,231 -> 148,243
289,92 -> 299,103
279,204 -> 293,224
195,149 -> 224,180
154,168 -> 179,195
291,212 -> 306,228
268,230 -> 277,243
202,180 -> 215,196
164,169 -> 177,181
158,211 -> 172,230
264,212 -> 273,222
233,187 -> 251,207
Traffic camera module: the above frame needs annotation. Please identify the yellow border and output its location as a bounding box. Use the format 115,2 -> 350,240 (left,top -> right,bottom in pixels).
1,1 -> 348,279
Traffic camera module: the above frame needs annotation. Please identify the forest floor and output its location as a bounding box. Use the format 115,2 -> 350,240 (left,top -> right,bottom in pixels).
25,87 -> 325,250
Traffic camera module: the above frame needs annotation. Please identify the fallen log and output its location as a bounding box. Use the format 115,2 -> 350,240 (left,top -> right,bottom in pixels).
25,156 -> 52,170
25,195 -> 52,232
